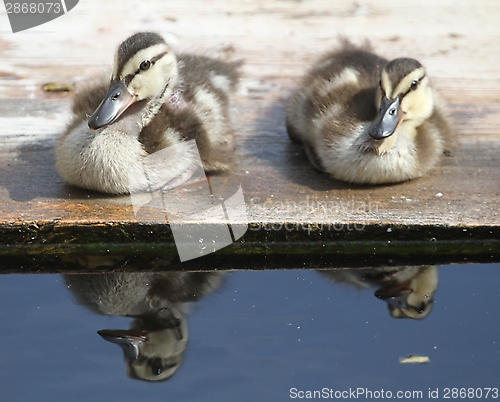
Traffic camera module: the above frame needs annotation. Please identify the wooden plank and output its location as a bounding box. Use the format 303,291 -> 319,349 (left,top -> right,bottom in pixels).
0,0 -> 499,272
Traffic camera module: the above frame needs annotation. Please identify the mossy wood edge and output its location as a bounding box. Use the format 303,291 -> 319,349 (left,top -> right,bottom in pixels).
0,221 -> 498,273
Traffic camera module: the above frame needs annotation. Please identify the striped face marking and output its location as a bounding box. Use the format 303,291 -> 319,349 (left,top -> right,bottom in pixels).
89,33 -> 179,129
115,43 -> 170,83
113,43 -> 177,101
113,32 -> 166,77
381,65 -> 426,100
369,60 -> 429,143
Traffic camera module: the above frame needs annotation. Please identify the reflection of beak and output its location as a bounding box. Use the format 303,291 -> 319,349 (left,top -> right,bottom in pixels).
88,80 -> 136,130
98,329 -> 147,361
377,291 -> 412,309
368,96 -> 404,140
374,281 -> 412,309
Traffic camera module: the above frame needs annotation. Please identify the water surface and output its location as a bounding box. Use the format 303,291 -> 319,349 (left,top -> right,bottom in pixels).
0,264 -> 499,401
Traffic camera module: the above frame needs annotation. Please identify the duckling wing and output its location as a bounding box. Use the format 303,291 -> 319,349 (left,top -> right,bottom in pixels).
177,54 -> 240,95
286,47 -> 386,148
172,54 -> 241,172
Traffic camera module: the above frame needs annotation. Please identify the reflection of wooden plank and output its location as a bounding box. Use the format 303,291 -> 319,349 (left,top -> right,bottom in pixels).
0,0 -> 499,271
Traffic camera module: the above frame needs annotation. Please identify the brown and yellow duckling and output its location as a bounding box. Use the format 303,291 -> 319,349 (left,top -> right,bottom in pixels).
56,32 -> 240,194
286,39 -> 455,185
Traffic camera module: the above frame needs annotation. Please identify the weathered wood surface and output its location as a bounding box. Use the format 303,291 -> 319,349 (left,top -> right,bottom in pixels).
0,0 -> 499,272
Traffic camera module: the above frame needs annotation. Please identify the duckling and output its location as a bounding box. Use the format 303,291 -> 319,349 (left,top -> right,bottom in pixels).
286,39 -> 455,184
56,32 -> 240,194
319,265 -> 438,319
64,270 -> 225,381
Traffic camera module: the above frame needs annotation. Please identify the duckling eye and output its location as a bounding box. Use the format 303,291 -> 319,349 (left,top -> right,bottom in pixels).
150,358 -> 163,376
410,79 -> 419,90
139,60 -> 151,71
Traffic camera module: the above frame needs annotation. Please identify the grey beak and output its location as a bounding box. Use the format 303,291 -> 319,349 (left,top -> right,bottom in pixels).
88,80 -> 136,130
98,329 -> 147,361
368,96 -> 403,140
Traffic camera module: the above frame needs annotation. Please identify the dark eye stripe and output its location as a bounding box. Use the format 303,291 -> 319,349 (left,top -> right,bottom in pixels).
132,51 -> 168,75
399,74 -> 426,99
121,51 -> 169,85
150,51 -> 168,64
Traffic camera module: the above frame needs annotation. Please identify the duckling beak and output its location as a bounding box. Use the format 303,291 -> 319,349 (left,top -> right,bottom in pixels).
368,96 -> 403,140
98,329 -> 147,361
88,80 -> 137,130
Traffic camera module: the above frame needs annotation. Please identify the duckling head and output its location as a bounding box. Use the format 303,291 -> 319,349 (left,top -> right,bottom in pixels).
369,58 -> 434,154
89,32 -> 178,130
375,265 -> 438,320
98,306 -> 188,381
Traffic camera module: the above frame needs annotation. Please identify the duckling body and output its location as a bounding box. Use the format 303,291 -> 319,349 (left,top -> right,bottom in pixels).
56,32 -> 240,194
286,39 -> 455,184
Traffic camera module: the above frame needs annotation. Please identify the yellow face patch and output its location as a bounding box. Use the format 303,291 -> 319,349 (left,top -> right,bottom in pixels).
112,43 -> 177,100
116,43 -> 170,79
379,64 -> 433,125
393,66 -> 426,97
380,69 -> 393,98
381,66 -> 426,99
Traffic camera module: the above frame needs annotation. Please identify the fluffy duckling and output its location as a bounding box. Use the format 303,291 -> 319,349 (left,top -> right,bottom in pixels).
56,32 -> 240,194
64,270 -> 225,381
286,39 -> 455,184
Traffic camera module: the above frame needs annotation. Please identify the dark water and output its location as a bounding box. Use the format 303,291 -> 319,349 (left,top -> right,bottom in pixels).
1,264 -> 499,401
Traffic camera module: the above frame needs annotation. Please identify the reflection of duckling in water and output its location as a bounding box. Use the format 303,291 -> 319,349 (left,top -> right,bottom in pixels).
56,32 -> 240,194
64,271 -> 224,381
319,266 -> 438,319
